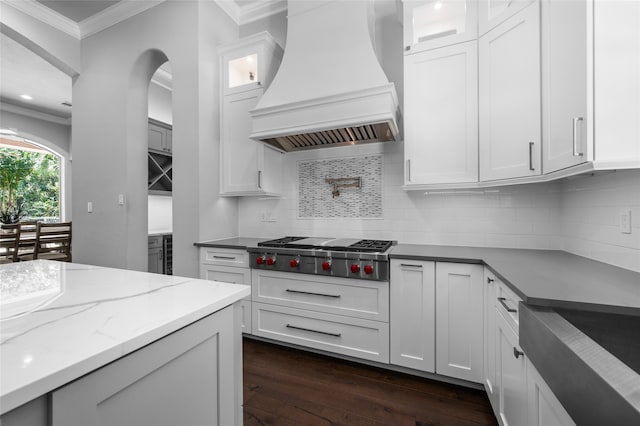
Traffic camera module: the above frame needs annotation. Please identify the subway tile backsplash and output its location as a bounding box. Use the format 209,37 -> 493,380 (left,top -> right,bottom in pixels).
239,143 -> 640,272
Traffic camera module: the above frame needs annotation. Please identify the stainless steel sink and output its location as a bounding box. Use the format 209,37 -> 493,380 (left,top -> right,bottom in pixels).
556,308 -> 640,375
520,304 -> 640,425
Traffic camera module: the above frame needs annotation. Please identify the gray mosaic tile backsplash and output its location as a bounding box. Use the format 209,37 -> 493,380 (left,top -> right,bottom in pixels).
298,155 -> 383,218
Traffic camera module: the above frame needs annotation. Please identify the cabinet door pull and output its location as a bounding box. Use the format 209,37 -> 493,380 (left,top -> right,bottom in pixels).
573,117 -> 584,156
497,297 -> 517,313
257,170 -> 263,189
213,255 -> 236,260
513,347 -> 524,359
529,142 -> 535,171
487,277 -> 495,283
400,263 -> 423,269
286,324 -> 341,337
285,289 -> 341,298
406,159 -> 411,182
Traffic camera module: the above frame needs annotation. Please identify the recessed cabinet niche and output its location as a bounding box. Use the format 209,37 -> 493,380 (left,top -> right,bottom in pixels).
147,119 -> 172,195
218,32 -> 284,196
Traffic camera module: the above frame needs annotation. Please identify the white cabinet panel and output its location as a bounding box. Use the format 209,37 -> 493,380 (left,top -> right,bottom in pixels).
390,260 -> 436,372
435,262 -> 484,383
252,302 -> 389,363
495,309 -> 528,426
404,41 -> 479,185
528,361 -> 576,426
51,305 -> 242,426
252,269 -> 388,322
542,0 -> 588,173
478,0 -> 536,36
484,269 -> 499,411
403,0 -> 478,53
479,2 -> 541,181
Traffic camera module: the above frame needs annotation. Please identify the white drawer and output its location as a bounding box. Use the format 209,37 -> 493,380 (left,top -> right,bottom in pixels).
252,302 -> 389,363
199,247 -> 249,267
252,270 -> 389,322
495,279 -> 522,335
200,264 -> 251,302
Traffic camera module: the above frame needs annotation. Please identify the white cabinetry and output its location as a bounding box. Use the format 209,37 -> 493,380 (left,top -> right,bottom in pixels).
390,260 -> 483,383
199,247 -> 252,334
527,361 -> 576,426
544,0 -> 640,173
219,32 -> 283,196
389,260 -> 436,372
495,308 -> 528,426
483,269 -> 498,411
435,262 -> 484,383
479,2 -> 541,181
478,0 -> 536,36
51,305 -> 242,426
404,41 -> 479,186
403,0 -> 478,54
492,278 -> 527,426
541,0 -> 588,173
252,269 -> 390,363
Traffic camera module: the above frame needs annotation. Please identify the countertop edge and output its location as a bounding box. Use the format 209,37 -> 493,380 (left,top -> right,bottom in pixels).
0,286 -> 250,416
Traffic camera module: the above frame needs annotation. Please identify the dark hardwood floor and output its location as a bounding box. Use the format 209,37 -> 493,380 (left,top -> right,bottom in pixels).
243,338 -> 498,426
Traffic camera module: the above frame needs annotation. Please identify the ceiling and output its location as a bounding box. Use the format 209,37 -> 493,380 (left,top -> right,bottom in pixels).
35,0 -> 122,23
0,0 -> 278,121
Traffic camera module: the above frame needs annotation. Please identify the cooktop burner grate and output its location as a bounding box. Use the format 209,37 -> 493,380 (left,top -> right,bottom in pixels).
347,240 -> 394,252
258,236 -> 307,247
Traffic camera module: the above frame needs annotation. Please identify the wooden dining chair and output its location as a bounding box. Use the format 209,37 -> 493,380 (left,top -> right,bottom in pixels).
0,225 -> 20,263
33,222 -> 72,262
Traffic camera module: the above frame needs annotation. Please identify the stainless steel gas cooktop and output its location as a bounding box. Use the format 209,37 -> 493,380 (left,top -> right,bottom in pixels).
248,236 -> 396,281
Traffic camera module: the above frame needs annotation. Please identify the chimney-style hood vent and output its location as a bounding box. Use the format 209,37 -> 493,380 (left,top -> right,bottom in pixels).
250,0 -> 400,152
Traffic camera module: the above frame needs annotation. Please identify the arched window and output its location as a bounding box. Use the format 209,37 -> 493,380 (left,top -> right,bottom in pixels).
0,136 -> 62,224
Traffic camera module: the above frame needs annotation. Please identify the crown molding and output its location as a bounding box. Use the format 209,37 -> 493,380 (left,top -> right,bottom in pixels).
79,1 -> 166,39
3,0 -> 80,39
1,101 -> 71,125
215,0 -> 287,26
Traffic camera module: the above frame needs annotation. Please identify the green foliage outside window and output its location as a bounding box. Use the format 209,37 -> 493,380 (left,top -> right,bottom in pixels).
0,147 -> 60,224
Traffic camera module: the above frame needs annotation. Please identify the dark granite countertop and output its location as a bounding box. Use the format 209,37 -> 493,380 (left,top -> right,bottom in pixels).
194,237 -> 265,249
390,244 -> 640,316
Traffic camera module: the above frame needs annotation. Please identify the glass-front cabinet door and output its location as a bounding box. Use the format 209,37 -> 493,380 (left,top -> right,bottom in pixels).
219,32 -> 283,96
403,0 -> 478,54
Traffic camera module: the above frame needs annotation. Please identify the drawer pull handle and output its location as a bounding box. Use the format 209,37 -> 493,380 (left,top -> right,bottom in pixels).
285,289 -> 341,298
513,347 -> 524,359
286,324 -> 341,337
213,255 -> 236,260
400,263 -> 423,268
497,297 -> 517,313
487,277 -> 495,283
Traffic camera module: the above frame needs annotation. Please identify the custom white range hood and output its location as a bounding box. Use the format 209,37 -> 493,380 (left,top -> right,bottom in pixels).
250,0 -> 400,152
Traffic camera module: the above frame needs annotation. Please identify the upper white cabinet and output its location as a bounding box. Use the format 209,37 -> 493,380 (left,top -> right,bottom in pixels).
390,259 -> 436,372
478,0 -> 536,36
403,0 -> 478,53
541,0 -> 588,173
220,32 -> 282,96
544,0 -> 640,173
435,262 -> 484,383
404,41 -> 479,186
219,32 -> 284,196
479,1 -> 541,181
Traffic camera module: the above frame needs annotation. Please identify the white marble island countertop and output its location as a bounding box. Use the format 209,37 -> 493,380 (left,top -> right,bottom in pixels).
0,260 -> 250,415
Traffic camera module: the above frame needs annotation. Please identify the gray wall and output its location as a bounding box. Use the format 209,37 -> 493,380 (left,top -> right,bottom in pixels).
71,1 -> 239,275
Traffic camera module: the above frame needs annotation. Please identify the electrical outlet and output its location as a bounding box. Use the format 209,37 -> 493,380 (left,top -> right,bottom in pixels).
87,202 -> 93,213
620,209 -> 632,234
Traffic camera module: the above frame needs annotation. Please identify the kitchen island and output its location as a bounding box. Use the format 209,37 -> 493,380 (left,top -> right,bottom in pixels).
0,260 -> 250,425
